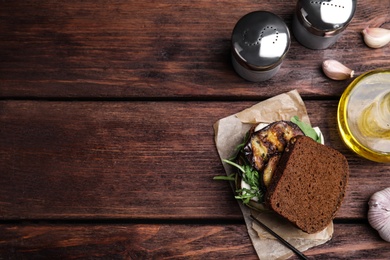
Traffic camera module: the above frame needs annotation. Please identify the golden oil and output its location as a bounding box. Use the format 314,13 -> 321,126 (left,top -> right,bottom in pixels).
358,92 -> 390,139
338,69 -> 390,163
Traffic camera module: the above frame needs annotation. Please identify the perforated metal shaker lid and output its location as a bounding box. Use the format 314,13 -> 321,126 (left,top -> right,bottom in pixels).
231,11 -> 290,71
296,0 -> 357,36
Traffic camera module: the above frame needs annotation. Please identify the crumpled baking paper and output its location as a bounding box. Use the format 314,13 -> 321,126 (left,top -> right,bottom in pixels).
213,90 -> 333,260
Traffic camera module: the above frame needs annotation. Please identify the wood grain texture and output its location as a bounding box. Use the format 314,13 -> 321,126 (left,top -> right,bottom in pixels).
1,0 -> 390,99
0,223 -> 388,259
1,1 -> 390,259
1,100 -> 389,220
0,223 -> 257,260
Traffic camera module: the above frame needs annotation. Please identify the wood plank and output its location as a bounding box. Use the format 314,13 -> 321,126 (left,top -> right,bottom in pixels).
300,223 -> 390,260
0,223 -> 257,259
1,100 -> 389,220
1,1 -> 389,99
0,223 -> 388,259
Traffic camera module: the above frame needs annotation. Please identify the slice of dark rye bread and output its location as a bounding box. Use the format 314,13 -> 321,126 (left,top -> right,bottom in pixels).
265,136 -> 349,234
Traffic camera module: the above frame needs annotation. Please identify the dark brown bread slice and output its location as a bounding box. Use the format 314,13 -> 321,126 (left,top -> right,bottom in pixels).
265,136 -> 349,234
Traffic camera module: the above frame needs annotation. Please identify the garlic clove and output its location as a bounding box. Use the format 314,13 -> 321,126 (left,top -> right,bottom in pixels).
368,187 -> 390,242
362,27 -> 390,49
322,60 -> 354,80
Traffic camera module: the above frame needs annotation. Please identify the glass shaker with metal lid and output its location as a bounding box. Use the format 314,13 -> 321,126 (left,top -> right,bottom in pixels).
292,0 -> 357,49
231,11 -> 290,82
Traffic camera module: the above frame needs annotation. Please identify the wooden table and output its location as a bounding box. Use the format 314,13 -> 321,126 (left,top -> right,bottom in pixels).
1,1 -> 390,259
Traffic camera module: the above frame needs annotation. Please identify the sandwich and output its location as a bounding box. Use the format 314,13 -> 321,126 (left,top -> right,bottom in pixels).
218,116 -> 349,234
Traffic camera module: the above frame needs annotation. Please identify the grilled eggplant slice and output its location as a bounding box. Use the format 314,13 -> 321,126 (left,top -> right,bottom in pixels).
262,155 -> 280,187
243,121 -> 304,186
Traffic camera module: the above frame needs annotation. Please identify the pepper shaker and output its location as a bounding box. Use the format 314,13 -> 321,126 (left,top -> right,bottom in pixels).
292,0 -> 357,50
231,11 -> 290,82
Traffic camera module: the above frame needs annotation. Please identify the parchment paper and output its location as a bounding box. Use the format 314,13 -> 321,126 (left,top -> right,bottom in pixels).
213,90 -> 333,260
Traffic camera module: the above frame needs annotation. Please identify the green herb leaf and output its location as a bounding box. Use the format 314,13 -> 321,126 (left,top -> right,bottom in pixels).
223,159 -> 263,204
213,174 -> 235,181
222,159 -> 245,173
235,187 -> 263,204
291,116 -> 321,143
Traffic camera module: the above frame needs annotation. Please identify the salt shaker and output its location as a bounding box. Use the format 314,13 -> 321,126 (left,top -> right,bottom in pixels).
292,0 -> 357,50
231,11 -> 290,82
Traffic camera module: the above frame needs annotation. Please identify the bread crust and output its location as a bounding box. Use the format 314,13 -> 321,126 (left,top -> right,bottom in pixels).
266,136 -> 349,234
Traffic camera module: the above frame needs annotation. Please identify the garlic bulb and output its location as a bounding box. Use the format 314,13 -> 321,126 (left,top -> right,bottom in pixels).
322,60 -> 354,80
362,27 -> 390,49
368,187 -> 390,242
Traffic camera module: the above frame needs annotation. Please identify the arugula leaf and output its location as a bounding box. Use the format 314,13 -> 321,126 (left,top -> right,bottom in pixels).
222,159 -> 245,173
223,159 -> 264,203
213,174 -> 235,181
291,116 -> 321,143
235,187 -> 262,204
